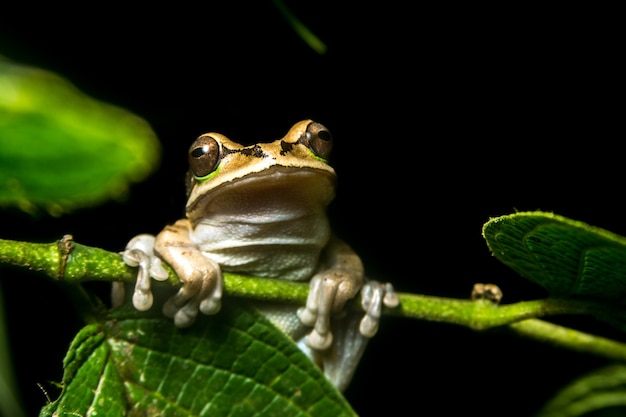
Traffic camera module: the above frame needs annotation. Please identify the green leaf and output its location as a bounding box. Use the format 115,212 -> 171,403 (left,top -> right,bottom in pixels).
0,55 -> 160,216
40,303 -> 356,417
537,364 -> 626,417
482,211 -> 626,303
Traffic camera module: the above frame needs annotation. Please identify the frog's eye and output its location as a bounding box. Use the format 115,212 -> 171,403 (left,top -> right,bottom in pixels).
305,122 -> 333,160
189,135 -> 221,178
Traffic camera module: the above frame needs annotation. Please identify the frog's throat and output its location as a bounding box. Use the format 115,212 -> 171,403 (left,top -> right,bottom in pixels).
186,166 -> 336,220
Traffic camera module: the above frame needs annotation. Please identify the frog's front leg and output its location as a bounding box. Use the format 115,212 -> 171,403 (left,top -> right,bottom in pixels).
154,219 -> 223,328
297,236 -> 364,349
121,219 -> 223,328
297,236 -> 399,350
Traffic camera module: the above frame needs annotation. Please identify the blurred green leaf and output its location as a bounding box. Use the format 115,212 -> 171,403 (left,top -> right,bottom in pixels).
272,0 -> 327,54
0,55 -> 160,216
537,364 -> 626,417
40,303 -> 356,417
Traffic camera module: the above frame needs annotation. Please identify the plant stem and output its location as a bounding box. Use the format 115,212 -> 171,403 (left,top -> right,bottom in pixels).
2,236 -> 626,363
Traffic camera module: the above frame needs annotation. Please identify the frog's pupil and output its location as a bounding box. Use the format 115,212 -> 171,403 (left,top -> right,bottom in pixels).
192,145 -> 209,158
317,130 -> 331,142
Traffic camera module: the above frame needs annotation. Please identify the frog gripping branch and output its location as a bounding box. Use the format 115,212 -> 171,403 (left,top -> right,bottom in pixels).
119,120 -> 399,391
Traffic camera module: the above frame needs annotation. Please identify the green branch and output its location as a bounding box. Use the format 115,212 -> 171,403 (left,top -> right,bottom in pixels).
509,319 -> 626,362
2,236 -> 626,363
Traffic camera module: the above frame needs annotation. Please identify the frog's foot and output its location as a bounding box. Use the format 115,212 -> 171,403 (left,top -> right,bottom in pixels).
359,281 -> 399,337
297,272 -> 393,351
121,234 -> 169,311
295,281 -> 398,392
162,258 -> 223,328
297,272 -> 346,350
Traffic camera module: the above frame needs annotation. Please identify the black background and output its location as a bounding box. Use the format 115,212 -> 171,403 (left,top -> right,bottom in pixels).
1,3 -> 624,416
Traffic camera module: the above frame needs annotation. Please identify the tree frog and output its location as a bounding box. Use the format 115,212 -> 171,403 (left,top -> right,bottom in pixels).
118,120 -> 398,391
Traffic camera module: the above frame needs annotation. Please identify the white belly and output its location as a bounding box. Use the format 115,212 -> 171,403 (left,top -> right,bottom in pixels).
190,210 -> 330,281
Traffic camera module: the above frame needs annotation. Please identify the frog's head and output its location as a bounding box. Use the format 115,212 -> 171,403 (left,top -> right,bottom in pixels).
185,120 -> 337,220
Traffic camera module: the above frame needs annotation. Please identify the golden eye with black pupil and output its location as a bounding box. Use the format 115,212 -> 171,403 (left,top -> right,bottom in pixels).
305,122 -> 333,160
188,135 -> 221,178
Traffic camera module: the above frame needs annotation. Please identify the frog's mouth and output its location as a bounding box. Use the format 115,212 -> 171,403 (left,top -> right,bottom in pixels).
186,166 -> 336,220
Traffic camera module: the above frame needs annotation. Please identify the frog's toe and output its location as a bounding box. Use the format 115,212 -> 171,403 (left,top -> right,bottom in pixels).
298,274 -> 338,350
297,274 -> 322,326
163,298 -> 197,328
359,281 -> 398,337
198,270 -> 223,315
199,295 -> 222,315
173,302 -> 200,328
163,271 -> 223,327
298,304 -> 334,349
122,234 -> 170,312
149,258 -> 169,281
297,306 -> 317,327
165,295 -> 219,328
111,282 -> 125,308
125,248 -> 155,311
122,234 -> 156,265
132,279 -> 153,311
306,329 -> 333,350
162,287 -> 192,320
383,283 -> 399,308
